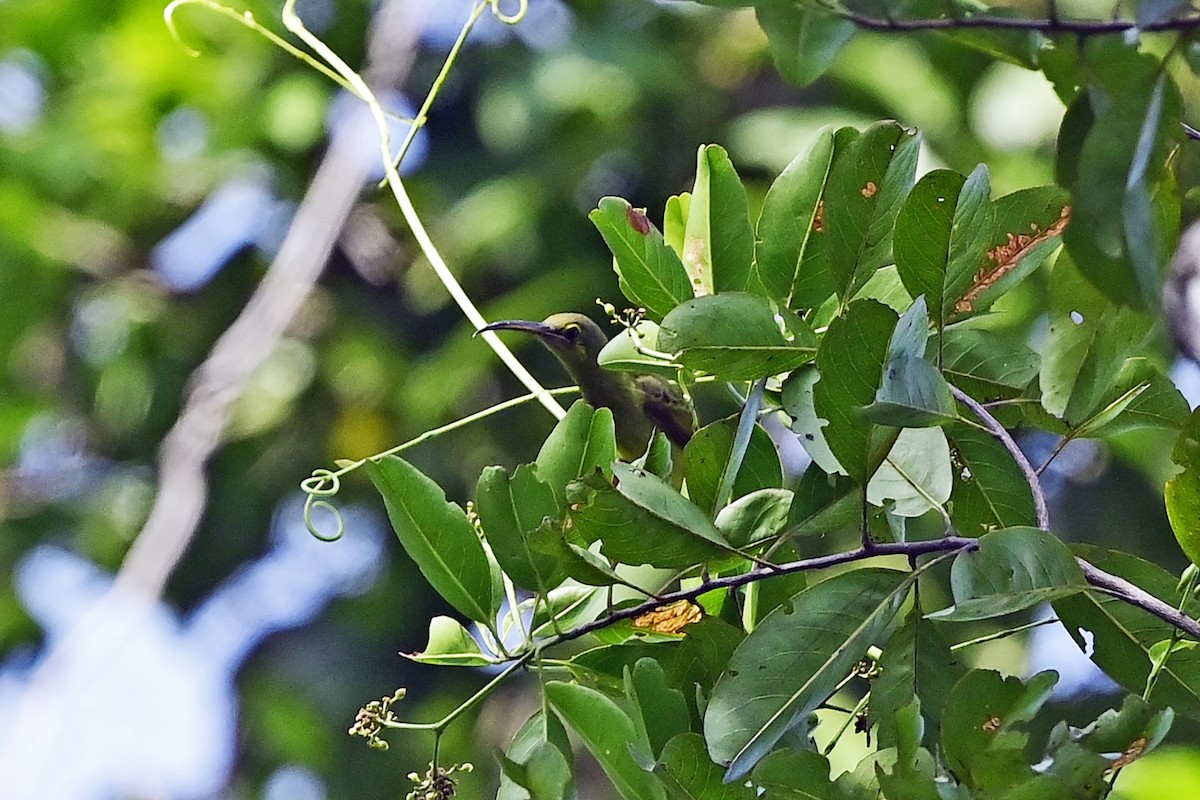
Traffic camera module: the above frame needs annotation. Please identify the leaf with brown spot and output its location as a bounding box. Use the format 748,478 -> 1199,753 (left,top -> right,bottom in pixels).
948,187 -> 1070,319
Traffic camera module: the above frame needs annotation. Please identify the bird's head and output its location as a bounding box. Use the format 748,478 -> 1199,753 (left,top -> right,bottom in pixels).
480,313 -> 609,367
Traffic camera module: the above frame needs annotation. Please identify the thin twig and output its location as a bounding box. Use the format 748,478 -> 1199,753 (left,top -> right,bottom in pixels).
950,383 -> 1200,642
549,537 -> 980,646
949,384 -> 1049,529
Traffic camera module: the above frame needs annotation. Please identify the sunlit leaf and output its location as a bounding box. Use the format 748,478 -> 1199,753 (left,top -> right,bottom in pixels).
866,427 -> 953,518
659,292 -> 818,381
536,400 -> 617,505
1166,408 -> 1200,568
403,616 -> 494,666
683,144 -> 755,295
591,196 -> 693,319
366,455 -> 502,624
546,681 -> 667,800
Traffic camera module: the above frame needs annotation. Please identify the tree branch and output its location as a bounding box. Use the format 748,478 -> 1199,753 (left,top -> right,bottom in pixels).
550,537 -> 979,647
950,383 -> 1200,642
825,5 -> 1200,34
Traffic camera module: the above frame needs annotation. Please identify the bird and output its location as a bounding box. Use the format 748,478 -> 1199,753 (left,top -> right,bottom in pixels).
480,313 -> 694,460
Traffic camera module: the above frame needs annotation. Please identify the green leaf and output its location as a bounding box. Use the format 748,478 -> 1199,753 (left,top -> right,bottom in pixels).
785,466 -> 860,539
866,427 -> 953,518
946,423 -> 1037,536
813,299 -> 899,484
683,144 -> 755,295
755,0 -> 855,87
1055,546 -> 1200,719
1074,358 -> 1189,438
1167,407 -> 1200,567
941,670 -> 1058,789
1061,39 -> 1181,309
366,455 -> 502,624
894,166 -> 993,330
930,527 -> 1086,621
514,585 -> 605,639
948,185 -> 1069,320
704,568 -> 914,781
871,609 -> 964,750
658,293 -> 818,381
874,700 -> 941,800
938,328 -> 1038,402
825,121 -> 921,298
861,296 -> 956,427
545,681 -> 667,800
684,415 -> 783,516
656,733 -> 757,800
1040,252 -> 1153,423
403,616 -> 494,666
536,400 -> 617,505
591,196 -> 694,319
597,320 -> 680,377
665,193 -> 691,258
567,463 -> 731,568
498,710 -> 575,800
755,127 -> 841,309
752,749 -> 873,800
715,488 -> 793,547
476,463 -> 566,592
743,569 -> 807,631
627,659 -> 691,759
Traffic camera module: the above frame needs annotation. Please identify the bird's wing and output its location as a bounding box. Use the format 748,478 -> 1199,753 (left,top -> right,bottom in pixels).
633,374 -> 695,449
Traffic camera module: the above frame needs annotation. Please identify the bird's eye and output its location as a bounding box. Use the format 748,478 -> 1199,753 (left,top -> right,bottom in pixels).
563,323 -> 581,341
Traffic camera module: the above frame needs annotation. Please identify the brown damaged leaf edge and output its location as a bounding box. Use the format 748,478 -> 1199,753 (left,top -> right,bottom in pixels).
861,181 -> 878,198
812,199 -> 825,233
955,204 -> 1072,315
627,206 -> 652,235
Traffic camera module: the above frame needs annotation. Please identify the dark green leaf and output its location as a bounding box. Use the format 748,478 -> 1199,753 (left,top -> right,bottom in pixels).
1054,545 -> 1200,719
755,1 -> 855,87
704,568 -> 914,781
785,466 -> 860,539
862,296 -> 956,427
498,710 -> 575,800
567,465 -> 731,569
874,700 -> 941,800
366,455 -> 502,624
476,463 -> 566,591
752,749 -> 873,800
871,609 -> 964,750
536,400 -> 617,505
628,658 -> 691,759
941,670 -> 1058,790
683,144 -> 755,294
685,415 -> 783,516
946,423 -> 1037,536
744,569 -> 807,631
591,196 -> 694,319
545,681 -> 667,800
825,121 -> 920,298
656,733 -> 757,800
1166,407 -> 1200,567
894,167 -> 993,329
755,127 -> 841,309
659,293 -> 817,381
930,527 -> 1086,621
938,328 -> 1038,402
813,299 -> 899,483
715,488 -> 793,547
949,185 -> 1069,321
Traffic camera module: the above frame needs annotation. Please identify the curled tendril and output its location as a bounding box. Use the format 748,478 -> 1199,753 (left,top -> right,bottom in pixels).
303,469 -> 346,542
490,0 -> 529,25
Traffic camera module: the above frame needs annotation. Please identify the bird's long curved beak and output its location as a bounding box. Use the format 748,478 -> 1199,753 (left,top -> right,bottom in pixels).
478,319 -> 567,342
